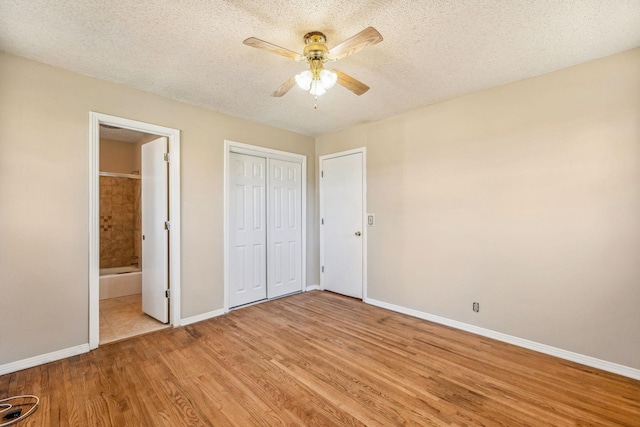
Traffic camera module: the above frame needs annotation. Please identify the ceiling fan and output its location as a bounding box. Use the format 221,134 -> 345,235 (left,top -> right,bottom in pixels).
243,27 -> 383,98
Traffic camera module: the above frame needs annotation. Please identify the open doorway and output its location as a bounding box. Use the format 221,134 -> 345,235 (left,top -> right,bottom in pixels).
89,113 -> 181,349
98,127 -> 167,343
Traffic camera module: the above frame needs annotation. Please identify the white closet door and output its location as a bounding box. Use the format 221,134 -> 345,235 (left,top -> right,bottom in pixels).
268,159 -> 302,298
229,153 -> 267,308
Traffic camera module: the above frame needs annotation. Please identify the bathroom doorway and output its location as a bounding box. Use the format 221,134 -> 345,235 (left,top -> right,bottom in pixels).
89,113 -> 181,349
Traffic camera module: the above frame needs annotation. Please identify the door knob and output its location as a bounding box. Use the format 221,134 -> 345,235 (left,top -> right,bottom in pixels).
355,231 -> 361,236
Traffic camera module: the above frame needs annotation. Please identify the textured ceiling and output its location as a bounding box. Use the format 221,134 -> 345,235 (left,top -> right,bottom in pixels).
1,1 -> 639,137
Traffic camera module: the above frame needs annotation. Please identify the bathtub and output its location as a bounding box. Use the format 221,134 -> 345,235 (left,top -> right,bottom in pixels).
99,266 -> 142,300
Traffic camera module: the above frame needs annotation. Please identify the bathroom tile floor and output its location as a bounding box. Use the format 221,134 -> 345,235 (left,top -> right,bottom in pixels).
100,294 -> 169,344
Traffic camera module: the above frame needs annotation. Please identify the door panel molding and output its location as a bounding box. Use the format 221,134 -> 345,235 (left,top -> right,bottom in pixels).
89,112 -> 181,349
228,153 -> 267,307
224,140 -> 307,312
268,159 -> 302,299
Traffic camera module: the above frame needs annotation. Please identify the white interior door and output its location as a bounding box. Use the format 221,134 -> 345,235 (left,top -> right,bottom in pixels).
268,159 -> 302,298
229,153 -> 267,307
141,137 -> 169,323
321,152 -> 364,298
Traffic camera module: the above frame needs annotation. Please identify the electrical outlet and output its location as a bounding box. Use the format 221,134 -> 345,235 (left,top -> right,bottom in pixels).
473,302 -> 479,312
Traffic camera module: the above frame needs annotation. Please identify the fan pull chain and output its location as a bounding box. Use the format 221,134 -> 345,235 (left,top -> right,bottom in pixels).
314,95 -> 318,110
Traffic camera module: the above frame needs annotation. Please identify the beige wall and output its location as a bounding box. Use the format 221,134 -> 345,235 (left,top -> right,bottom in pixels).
316,48 -> 640,369
2,47 -> 639,372
0,52 -> 316,365
99,138 -> 137,174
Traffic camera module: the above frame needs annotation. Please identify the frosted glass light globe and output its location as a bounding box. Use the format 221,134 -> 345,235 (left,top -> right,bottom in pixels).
319,69 -> 337,89
295,70 -> 313,90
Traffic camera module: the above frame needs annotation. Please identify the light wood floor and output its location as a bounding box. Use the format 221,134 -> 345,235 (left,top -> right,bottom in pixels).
2,291 -> 638,426
100,294 -> 169,344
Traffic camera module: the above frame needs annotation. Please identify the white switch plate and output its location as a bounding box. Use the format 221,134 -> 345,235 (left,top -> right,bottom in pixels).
367,213 -> 375,227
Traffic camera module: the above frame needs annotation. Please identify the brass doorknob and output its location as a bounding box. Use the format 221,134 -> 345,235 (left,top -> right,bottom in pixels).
355,231 -> 361,236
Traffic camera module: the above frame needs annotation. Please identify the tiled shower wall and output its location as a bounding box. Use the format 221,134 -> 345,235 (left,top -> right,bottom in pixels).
100,176 -> 141,269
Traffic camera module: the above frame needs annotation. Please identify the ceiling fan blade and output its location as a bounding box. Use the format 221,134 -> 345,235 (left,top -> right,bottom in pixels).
243,37 -> 304,61
327,27 -> 383,61
332,69 -> 370,95
271,75 -> 297,97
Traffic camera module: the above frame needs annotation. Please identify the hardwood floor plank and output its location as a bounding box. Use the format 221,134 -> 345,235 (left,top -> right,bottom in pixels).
275,302 -> 538,426
2,291 -> 639,426
234,307 -> 451,425
193,318 -> 346,426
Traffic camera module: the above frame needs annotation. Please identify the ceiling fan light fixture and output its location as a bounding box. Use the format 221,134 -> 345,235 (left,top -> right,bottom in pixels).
309,79 -> 326,96
244,27 -> 382,98
296,69 -> 337,96
295,70 -> 313,90
319,69 -> 337,89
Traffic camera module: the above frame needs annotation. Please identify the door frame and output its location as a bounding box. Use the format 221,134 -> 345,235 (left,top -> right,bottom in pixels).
319,147 -> 367,300
223,140 -> 307,312
89,112 -> 181,349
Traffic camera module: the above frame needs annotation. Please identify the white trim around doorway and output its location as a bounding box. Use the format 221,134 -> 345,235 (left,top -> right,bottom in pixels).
223,140 -> 307,313
89,112 -> 181,350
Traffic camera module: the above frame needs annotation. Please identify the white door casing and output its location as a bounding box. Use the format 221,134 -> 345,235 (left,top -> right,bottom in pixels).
89,112 -> 181,349
268,159 -> 302,298
320,150 -> 365,299
141,137 -> 169,323
228,153 -> 268,307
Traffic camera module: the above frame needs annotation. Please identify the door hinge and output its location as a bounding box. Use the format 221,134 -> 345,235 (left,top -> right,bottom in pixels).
321,218 -> 324,225
164,221 -> 170,230
165,289 -> 170,298
164,152 -> 170,162
322,266 -> 324,273
321,170 -> 324,178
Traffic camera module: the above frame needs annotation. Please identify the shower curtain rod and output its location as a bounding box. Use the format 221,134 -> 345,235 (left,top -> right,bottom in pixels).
99,171 -> 141,179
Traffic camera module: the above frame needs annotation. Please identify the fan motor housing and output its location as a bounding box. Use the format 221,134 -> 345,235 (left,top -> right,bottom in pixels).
303,31 -> 328,61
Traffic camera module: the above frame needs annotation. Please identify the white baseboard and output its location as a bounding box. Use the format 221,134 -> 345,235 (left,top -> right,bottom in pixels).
0,307 -> 228,374
180,308 -> 225,326
6,298 -> 637,381
0,344 -> 90,376
305,284 -> 320,291
365,297 -> 640,381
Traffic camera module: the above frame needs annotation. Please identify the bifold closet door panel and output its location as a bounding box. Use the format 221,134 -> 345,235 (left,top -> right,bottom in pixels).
267,159 -> 302,298
229,153 -> 267,308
